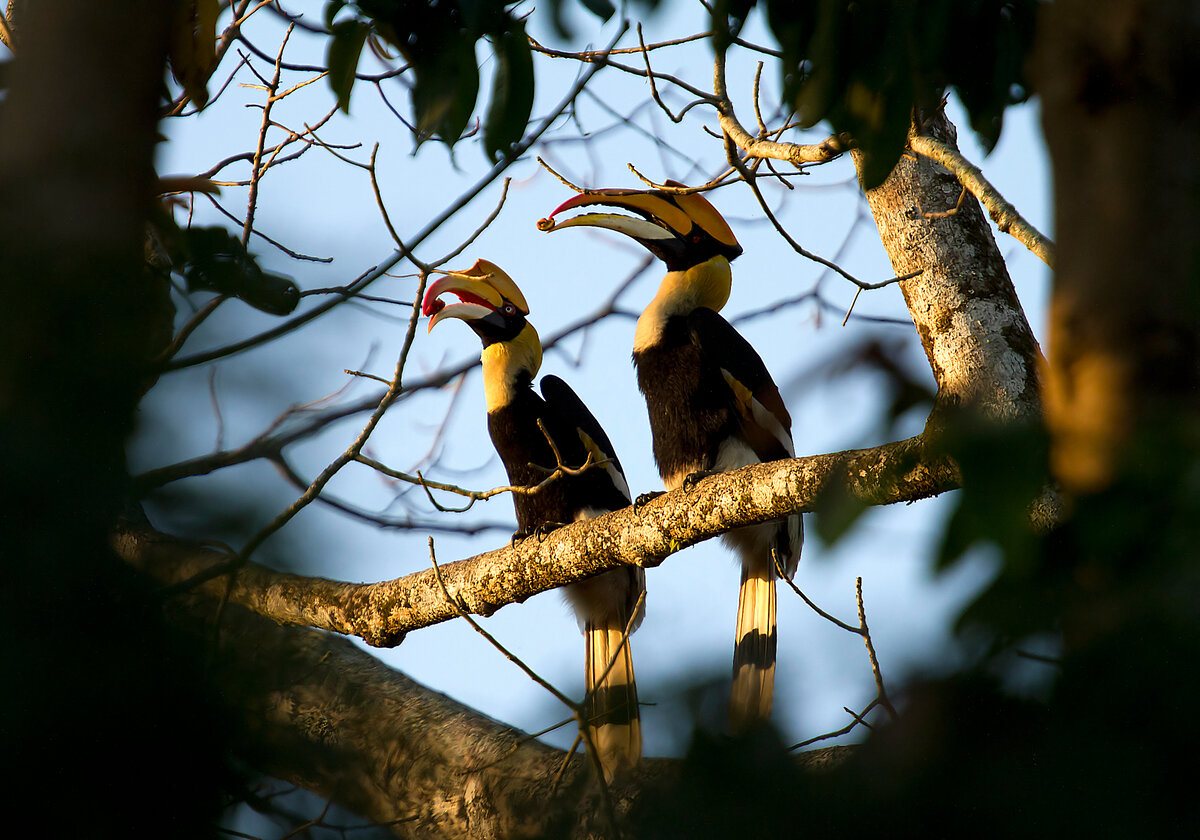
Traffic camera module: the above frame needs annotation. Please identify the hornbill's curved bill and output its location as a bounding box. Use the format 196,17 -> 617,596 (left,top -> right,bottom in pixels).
537,187 -> 742,271
423,259 -> 644,782
540,186 -> 802,733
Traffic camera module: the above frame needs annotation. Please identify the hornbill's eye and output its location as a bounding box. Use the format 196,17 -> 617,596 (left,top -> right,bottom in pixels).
502,303 -> 517,315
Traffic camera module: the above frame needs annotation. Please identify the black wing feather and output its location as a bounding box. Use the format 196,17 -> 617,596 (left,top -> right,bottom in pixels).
687,307 -> 794,462
540,374 -> 632,507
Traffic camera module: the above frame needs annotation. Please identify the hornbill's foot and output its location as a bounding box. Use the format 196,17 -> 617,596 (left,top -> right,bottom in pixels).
634,490 -> 665,511
534,521 -> 566,542
681,469 -> 718,492
512,522 -> 565,545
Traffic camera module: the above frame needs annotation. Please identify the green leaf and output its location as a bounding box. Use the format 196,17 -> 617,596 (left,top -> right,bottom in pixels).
411,41 -> 480,146
482,24 -> 534,162
328,20 -> 369,114
765,0 -> 1038,188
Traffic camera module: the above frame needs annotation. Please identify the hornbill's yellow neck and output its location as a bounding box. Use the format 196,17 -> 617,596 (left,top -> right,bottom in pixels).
633,256 -> 733,352
481,321 -> 542,411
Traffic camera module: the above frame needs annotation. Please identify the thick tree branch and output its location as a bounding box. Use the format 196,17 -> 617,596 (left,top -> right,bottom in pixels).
117,434 -> 957,647
157,575 -> 846,839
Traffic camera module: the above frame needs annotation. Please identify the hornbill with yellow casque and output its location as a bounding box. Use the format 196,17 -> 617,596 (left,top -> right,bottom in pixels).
423,258 -> 643,781
539,187 -> 802,732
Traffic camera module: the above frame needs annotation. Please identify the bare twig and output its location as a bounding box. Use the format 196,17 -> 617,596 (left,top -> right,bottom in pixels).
245,25 -> 296,247
789,699 -> 879,750
274,454 -> 511,535
727,136 -> 923,292
136,268 -> 647,492
636,23 -> 709,124
856,577 -> 898,720
528,33 -> 718,104
919,185 -> 968,219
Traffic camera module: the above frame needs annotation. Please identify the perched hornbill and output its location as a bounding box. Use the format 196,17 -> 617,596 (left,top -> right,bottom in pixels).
540,187 -> 802,731
423,259 -> 644,781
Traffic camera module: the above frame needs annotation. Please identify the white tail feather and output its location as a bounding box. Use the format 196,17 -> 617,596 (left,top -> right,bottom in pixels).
730,558 -> 777,732
585,623 -> 641,783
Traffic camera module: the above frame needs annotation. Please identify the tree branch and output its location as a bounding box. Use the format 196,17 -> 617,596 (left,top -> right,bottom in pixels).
711,44 -> 851,167
117,434 -> 958,647
909,134 -> 1055,268
151,566 -> 846,838
854,110 -> 1045,424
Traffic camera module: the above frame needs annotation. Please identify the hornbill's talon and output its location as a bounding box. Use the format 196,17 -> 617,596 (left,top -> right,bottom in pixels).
681,469 -> 717,492
535,521 -> 565,542
634,490 -> 664,511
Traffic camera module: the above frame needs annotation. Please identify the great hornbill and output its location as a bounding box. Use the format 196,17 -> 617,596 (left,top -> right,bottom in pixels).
539,187 -> 802,732
422,258 -> 643,781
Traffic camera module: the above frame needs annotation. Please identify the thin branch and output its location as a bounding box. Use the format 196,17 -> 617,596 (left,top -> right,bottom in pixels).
637,23 -> 708,124
919,184 -> 968,219
528,33 -> 718,104
430,178 -> 512,269
274,453 -> 511,535
135,269 -> 646,492
200,189 -> 333,261
909,134 -> 1055,267
225,262 -> 430,567
729,137 -> 923,292
788,699 -> 879,750
235,31 -> 408,81
712,42 -> 850,168
857,577 -> 898,720
775,559 -> 860,634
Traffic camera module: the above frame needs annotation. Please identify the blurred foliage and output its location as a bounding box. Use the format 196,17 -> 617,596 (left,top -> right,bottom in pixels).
324,0 -> 538,159
322,0 -> 659,158
713,0 -> 1038,188
812,337 -> 935,546
168,0 -> 220,108
934,411 -> 1056,644
632,431 -> 1200,837
147,214 -> 300,316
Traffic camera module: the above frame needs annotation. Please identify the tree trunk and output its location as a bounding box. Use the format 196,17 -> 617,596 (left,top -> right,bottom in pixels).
0,2 -> 226,835
1037,0 -> 1200,494
854,109 -> 1044,425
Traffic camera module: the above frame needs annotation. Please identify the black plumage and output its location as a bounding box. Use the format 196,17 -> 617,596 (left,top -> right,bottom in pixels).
488,375 -> 632,536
